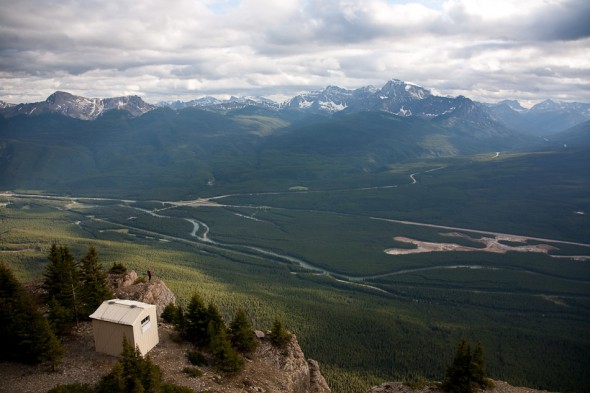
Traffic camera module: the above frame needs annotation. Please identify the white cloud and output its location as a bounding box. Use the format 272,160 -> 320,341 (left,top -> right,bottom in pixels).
0,0 -> 588,104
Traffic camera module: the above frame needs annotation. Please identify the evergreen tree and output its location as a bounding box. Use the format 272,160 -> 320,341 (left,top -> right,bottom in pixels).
172,305 -> 186,337
0,263 -> 63,366
160,303 -> 178,324
206,303 -> 226,336
471,342 -> 492,388
230,308 -> 258,354
269,318 -> 291,349
442,339 -> 491,393
43,243 -> 81,330
48,296 -> 74,337
184,293 -> 209,346
96,336 -> 162,393
208,321 -> 244,373
79,246 -> 112,317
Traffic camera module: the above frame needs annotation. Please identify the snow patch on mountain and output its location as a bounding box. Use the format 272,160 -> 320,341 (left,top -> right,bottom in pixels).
0,91 -> 155,120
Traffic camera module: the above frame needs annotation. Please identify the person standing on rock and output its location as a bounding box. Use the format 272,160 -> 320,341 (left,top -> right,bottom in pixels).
147,268 -> 152,281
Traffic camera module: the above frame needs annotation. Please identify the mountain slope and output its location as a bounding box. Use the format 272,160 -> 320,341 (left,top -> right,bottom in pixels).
550,118 -> 590,147
487,99 -> 590,136
0,91 -> 155,120
0,103 -> 536,198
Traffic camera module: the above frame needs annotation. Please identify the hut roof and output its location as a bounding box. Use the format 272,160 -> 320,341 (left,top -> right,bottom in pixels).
89,299 -> 154,326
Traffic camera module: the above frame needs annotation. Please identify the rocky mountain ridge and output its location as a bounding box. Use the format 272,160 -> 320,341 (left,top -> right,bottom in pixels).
0,91 -> 155,120
485,98 -> 590,135
2,79 -> 588,135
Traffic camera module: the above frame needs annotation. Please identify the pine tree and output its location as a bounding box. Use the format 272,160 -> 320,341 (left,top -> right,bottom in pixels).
443,339 -> 490,393
471,342 -> 491,388
208,321 -> 244,373
206,303 -> 226,336
96,336 -> 162,393
43,243 -> 81,330
269,318 -> 291,349
160,303 -> 178,324
184,293 -> 209,346
230,308 -> 258,354
0,263 -> 63,366
48,296 -> 74,337
79,246 -> 112,317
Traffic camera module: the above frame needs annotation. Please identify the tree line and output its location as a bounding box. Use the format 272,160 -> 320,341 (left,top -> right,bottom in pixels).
161,292 -> 292,373
0,243 -> 113,367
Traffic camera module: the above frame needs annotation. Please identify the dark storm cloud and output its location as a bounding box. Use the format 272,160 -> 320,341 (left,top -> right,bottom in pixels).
529,0 -> 590,41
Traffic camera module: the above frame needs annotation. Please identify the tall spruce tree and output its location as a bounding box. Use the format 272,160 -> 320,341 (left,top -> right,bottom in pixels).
79,246 -> 112,317
0,263 -> 63,366
208,321 -> 244,373
184,293 -> 209,346
43,243 -> 81,330
230,308 -> 258,354
206,303 -> 226,334
442,339 -> 490,393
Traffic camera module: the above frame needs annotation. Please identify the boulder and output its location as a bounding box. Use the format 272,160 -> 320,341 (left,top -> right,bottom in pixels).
108,271 -> 175,316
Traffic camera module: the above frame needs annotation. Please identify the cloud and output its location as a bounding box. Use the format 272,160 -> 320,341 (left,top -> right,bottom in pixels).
0,0 -> 588,104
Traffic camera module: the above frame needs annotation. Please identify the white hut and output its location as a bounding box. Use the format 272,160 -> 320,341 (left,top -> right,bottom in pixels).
89,299 -> 159,356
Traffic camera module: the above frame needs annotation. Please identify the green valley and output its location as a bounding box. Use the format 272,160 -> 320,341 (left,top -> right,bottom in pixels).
1,146 -> 589,393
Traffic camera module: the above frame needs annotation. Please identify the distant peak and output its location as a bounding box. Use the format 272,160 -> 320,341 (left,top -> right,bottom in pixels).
388,78 -> 405,84
498,99 -> 526,111
46,91 -> 77,101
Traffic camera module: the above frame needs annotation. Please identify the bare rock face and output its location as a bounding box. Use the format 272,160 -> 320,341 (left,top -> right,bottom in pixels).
236,334 -> 331,393
108,271 -> 138,289
107,271 -> 175,316
308,359 -> 332,393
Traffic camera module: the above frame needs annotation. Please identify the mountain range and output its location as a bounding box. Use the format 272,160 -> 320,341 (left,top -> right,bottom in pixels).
0,91 -> 156,120
1,78 -> 589,198
1,79 -> 589,135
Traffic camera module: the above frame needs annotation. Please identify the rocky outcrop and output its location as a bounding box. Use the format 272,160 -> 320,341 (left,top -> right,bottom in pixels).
108,270 -> 138,288
107,271 -> 175,316
308,359 -> 331,393
104,272 -> 328,392
222,333 -> 331,393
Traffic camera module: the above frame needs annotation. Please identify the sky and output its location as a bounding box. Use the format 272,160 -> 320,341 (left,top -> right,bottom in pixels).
1,0 -> 589,106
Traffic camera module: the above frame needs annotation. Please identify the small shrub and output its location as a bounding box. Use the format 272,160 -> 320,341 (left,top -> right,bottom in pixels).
182,366 -> 203,378
108,262 -> 127,274
186,349 -> 208,366
161,303 -> 178,324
